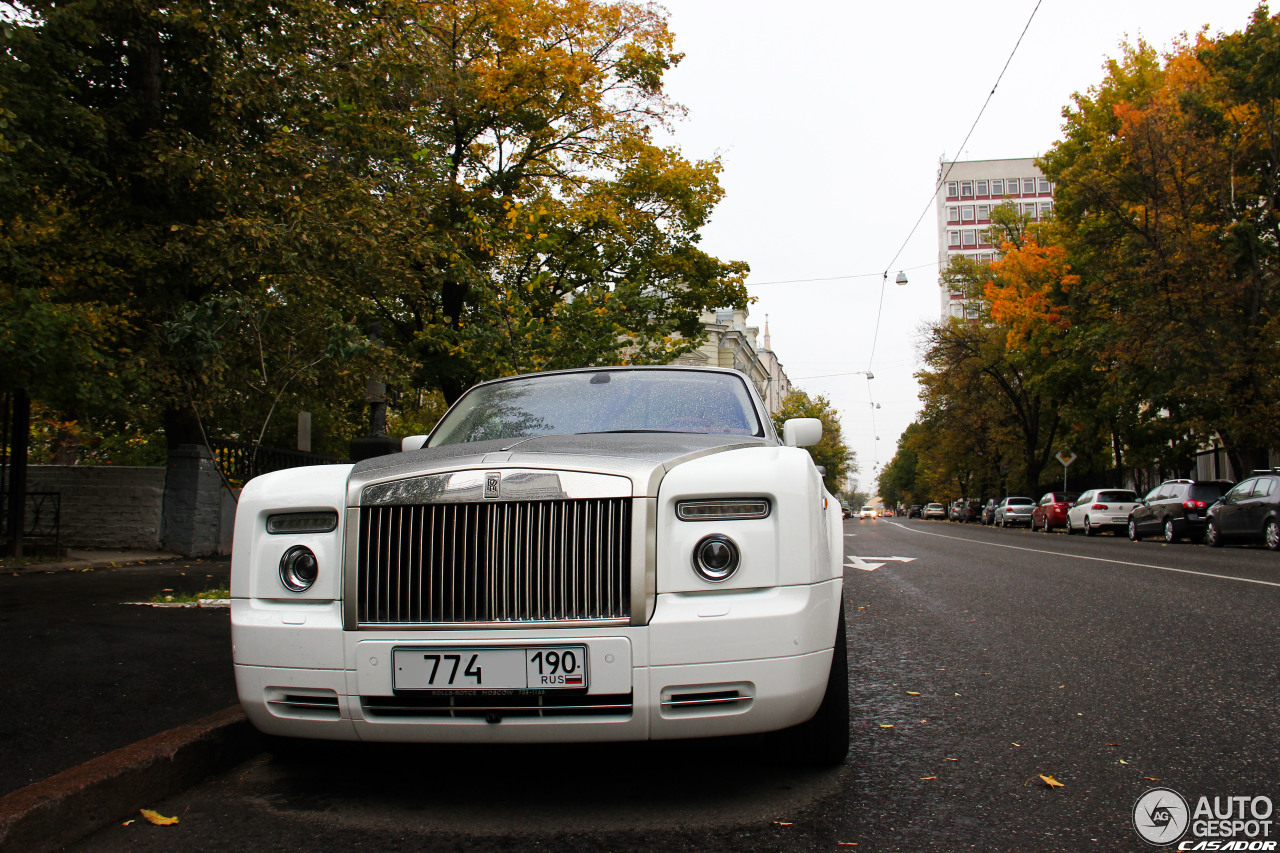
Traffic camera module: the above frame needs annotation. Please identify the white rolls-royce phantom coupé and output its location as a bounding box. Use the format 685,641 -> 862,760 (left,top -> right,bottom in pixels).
231,366 -> 848,764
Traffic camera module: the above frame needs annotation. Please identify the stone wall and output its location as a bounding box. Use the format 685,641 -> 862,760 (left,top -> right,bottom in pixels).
25,465 -> 166,550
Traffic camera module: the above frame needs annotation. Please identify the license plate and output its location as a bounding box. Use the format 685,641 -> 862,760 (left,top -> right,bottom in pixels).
393,646 -> 588,691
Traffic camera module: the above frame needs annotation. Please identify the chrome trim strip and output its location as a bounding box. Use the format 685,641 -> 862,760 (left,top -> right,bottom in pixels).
361,469 -> 631,506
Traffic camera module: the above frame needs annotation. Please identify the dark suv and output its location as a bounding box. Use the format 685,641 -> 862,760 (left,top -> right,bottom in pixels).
1128,479 -> 1234,543
1205,472 -> 1280,550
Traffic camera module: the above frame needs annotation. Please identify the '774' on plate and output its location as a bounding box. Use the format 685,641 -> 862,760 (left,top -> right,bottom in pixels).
392,646 -> 588,691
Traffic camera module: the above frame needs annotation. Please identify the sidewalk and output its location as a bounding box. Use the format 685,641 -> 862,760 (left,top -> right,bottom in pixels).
1,549 -> 178,575
0,553 -> 249,852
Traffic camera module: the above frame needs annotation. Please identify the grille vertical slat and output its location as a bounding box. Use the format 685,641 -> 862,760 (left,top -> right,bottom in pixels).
357,498 -> 631,626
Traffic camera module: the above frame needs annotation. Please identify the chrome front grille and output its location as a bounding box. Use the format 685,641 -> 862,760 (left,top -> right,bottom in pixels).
356,499 -> 632,626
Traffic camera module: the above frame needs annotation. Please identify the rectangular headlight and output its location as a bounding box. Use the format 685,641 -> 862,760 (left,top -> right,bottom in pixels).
676,499 -> 771,521
266,511 -> 339,534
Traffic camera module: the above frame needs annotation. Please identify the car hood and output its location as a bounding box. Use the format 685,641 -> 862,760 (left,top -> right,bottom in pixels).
347,433 -> 773,503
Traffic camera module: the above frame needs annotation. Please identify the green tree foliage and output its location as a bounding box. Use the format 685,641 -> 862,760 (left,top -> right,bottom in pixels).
771,390 -> 855,495
0,0 -> 747,458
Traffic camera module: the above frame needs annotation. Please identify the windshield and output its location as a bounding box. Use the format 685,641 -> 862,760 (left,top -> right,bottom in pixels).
428,370 -> 765,447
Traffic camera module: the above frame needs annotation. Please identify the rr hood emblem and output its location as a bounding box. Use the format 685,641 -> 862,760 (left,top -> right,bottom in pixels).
484,472 -> 501,499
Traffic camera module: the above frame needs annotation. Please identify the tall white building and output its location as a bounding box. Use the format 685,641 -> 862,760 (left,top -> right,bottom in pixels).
935,157 -> 1055,320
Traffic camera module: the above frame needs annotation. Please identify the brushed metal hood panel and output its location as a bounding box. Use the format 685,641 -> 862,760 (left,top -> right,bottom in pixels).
347,433 -> 770,504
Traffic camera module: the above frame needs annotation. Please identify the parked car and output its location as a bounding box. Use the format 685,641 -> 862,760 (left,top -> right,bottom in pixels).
231,366 -> 849,765
908,505 -> 923,518
1205,472 -> 1280,550
1031,492 -> 1079,532
956,500 -> 983,523
1065,489 -> 1139,536
923,502 -> 947,520
1128,479 -> 1234,543
948,500 -> 968,522
980,499 -> 998,526
859,505 -> 877,519
993,496 -> 1035,527
840,502 -> 852,519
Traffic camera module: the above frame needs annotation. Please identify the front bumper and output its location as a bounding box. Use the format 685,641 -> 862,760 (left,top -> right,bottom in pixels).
233,579 -> 842,743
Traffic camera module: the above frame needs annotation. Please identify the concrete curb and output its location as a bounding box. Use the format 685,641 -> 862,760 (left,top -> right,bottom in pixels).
3,551 -> 178,575
0,705 -> 263,853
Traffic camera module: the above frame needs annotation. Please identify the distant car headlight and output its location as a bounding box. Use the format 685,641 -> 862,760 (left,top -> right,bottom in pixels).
692,534 -> 740,583
266,511 -> 338,534
279,545 -> 319,592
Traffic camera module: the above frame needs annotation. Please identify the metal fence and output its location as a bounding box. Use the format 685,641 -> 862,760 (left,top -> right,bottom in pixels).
209,439 -> 347,484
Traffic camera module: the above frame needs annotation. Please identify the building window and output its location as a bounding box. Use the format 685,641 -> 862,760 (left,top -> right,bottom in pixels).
948,230 -> 961,248
991,179 -> 1004,196
951,303 -> 964,318
979,253 -> 994,262
1039,178 -> 1052,194
962,229 -> 976,247
1040,202 -> 1053,217
976,180 -> 988,196
979,228 -> 990,245
1008,178 -> 1021,195
1024,203 -> 1038,218
978,204 -> 990,220
964,303 -> 981,320
961,205 -> 975,221
1023,178 -> 1036,194
961,181 -> 974,197
947,206 -> 959,223
946,181 -> 958,198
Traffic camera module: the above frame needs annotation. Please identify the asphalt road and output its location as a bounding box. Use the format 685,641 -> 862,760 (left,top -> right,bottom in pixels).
59,521 -> 1280,850
1,558 -> 236,796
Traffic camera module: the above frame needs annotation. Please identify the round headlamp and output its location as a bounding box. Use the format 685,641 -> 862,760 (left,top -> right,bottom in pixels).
692,534 -> 740,583
279,545 -> 319,592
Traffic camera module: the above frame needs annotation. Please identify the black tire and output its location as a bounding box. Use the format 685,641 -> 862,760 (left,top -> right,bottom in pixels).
1266,518 -> 1280,552
1163,519 -> 1178,543
1206,520 -> 1223,548
1128,518 -> 1141,542
1084,517 -> 1095,536
780,606 -> 849,766
1065,518 -> 1075,535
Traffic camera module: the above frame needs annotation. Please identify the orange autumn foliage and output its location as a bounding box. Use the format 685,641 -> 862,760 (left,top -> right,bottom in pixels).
983,241 -> 1080,354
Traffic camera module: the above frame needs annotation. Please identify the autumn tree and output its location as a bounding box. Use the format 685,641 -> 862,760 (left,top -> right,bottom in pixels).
1042,12 -> 1280,476
377,0 -> 749,403
771,390 -> 855,495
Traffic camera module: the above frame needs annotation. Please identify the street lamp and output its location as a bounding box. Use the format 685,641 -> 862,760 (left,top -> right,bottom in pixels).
895,271 -> 908,285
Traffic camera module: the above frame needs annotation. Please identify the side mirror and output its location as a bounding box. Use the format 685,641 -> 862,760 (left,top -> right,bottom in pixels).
783,417 -> 822,447
401,435 -> 428,452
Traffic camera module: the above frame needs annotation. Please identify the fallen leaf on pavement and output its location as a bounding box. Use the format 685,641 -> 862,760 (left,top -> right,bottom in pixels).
140,809 -> 179,826
1039,775 -> 1065,788
879,724 -> 894,729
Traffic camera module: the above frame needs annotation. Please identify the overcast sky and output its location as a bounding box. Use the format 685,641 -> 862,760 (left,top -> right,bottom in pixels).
653,0 -> 1266,496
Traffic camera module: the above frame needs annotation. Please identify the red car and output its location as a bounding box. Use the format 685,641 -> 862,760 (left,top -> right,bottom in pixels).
1031,492 -> 1079,532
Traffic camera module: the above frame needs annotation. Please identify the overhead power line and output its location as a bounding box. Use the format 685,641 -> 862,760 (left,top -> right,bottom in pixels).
864,0 -> 1045,372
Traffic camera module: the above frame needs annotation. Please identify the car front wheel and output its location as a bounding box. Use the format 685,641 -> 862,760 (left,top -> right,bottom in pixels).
1266,518 -> 1280,552
1206,520 -> 1223,548
780,607 -> 849,766
1128,518 -> 1141,542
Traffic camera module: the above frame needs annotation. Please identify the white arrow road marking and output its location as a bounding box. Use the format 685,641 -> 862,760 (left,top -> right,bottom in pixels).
845,556 -> 916,572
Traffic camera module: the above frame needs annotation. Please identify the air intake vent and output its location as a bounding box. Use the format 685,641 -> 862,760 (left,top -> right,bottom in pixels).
266,689 -> 341,720
363,692 -> 633,720
660,683 -> 754,718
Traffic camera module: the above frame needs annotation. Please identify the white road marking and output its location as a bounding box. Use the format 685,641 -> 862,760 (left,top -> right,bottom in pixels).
845,555 -> 916,572
885,522 -> 1280,589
